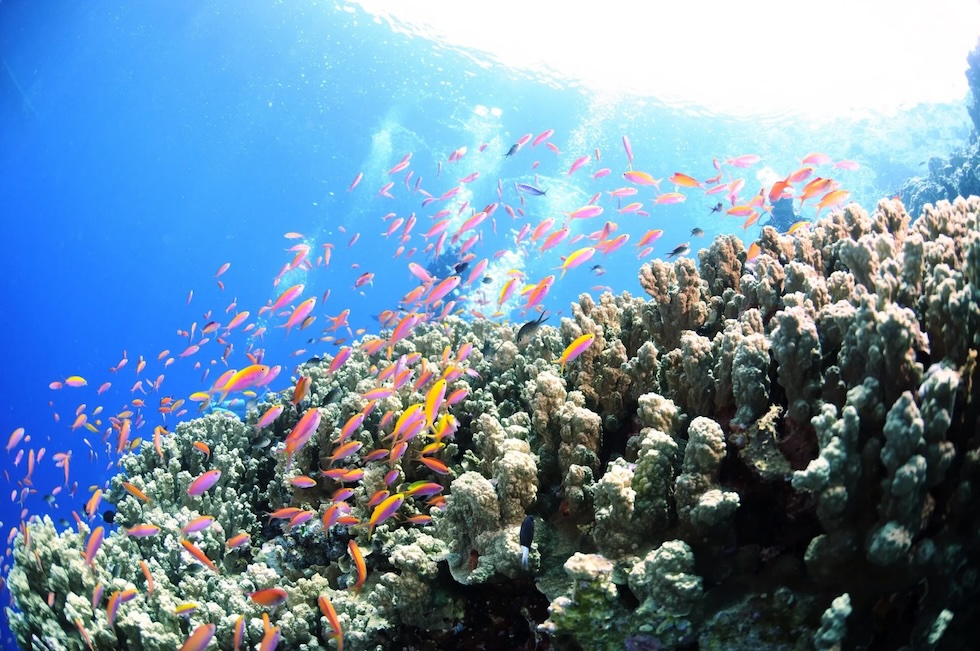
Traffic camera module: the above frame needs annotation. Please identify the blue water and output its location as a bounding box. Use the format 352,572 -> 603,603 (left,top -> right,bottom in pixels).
0,2 -> 973,649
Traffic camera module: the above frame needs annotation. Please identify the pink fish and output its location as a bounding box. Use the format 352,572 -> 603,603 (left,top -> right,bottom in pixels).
593,168 -> 611,179
388,160 -> 410,175
802,152 -> 832,166
617,202 -> 643,214
456,211 -> 487,235
187,470 -> 221,497
261,283 -> 308,317
285,408 -> 322,457
383,218 -> 404,237
567,155 -> 590,175
354,272 -> 375,289
655,192 -> 686,204
125,524 -> 162,537
725,154 -> 760,168
328,347 -> 352,374
465,258 -> 488,286
339,412 -> 365,444
348,172 -> 363,191
622,135 -> 633,166
378,182 -> 395,198
516,133 -> 533,147
636,229 -> 664,248
597,233 -> 629,256
408,262 -> 434,284
540,227 -> 570,252
282,297 -> 316,335
833,159 -> 860,171
255,405 -> 285,429
532,129 -> 554,146
458,171 -> 480,184
425,275 -> 461,305
439,186 -> 462,201
546,142 -> 561,155
567,205 -> 604,221
623,170 -> 658,186
181,516 -> 216,535
608,187 -> 638,197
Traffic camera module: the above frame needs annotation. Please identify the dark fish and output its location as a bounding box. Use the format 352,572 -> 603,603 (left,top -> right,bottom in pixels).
305,356 -> 322,365
58,518 -> 70,529
454,262 -> 469,274
43,494 -> 56,506
516,183 -> 546,196
710,203 -> 723,214
516,312 -> 549,347
666,243 -> 691,259
589,264 -> 605,276
102,510 -> 116,524
481,276 -> 492,284
253,436 -> 272,450
519,515 -> 534,570
504,143 -> 519,157
324,386 -> 343,405
690,228 -> 704,237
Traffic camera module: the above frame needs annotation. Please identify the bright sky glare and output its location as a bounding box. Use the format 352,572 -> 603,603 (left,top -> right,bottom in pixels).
351,0 -> 980,119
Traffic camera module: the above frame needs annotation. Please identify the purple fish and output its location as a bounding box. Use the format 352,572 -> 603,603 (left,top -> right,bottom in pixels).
516,183 -> 547,196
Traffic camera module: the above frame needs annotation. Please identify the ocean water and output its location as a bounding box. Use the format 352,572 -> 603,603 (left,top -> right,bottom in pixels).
0,2 -> 977,649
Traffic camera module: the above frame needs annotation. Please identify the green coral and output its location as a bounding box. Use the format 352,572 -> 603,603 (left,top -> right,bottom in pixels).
675,417 -> 739,533
627,540 -> 702,647
541,553 -> 631,651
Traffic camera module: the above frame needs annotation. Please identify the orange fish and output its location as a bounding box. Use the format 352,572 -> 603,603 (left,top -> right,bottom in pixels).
180,539 -> 220,573
348,540 -> 366,593
318,594 -> 344,650
179,623 -> 216,651
815,189 -> 850,218
249,587 -> 288,607
669,172 -> 702,188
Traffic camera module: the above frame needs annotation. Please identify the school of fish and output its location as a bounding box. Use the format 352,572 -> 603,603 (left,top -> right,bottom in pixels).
2,126 -> 859,649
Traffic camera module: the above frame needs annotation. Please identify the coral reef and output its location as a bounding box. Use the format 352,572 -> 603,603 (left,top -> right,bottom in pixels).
6,196 -> 980,650
900,39 -> 980,217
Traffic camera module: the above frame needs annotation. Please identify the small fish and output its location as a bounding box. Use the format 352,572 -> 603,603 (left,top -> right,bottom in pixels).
516,183 -> 547,196
666,243 -> 691,259
348,540 -> 367,593
249,587 -> 288,608
323,387 -> 344,406
504,143 -> 519,157
557,333 -> 596,371
709,203 -> 723,214
519,515 -> 534,570
516,312 -> 549,347
187,469 -> 221,497
179,623 -> 216,651
690,228 -> 704,237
